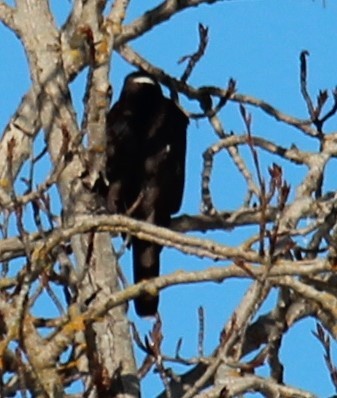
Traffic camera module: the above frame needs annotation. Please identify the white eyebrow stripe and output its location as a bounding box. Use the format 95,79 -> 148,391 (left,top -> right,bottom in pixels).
132,76 -> 156,85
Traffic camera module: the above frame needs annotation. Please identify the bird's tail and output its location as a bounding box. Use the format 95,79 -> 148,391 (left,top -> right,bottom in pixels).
132,238 -> 161,317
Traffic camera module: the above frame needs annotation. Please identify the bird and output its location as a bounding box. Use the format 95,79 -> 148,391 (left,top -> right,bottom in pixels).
105,71 -> 188,316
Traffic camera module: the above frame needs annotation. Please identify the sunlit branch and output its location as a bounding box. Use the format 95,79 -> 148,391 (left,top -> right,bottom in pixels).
0,2 -> 16,31
118,44 -> 318,138
115,0 -> 224,47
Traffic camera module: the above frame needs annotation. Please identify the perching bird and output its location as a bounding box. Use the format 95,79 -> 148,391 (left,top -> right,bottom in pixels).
105,71 -> 188,316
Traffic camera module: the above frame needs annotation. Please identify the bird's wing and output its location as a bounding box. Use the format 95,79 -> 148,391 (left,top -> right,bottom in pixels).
106,101 -> 141,213
163,100 -> 189,215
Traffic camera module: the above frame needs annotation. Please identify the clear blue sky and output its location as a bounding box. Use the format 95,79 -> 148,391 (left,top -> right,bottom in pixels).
1,0 -> 337,396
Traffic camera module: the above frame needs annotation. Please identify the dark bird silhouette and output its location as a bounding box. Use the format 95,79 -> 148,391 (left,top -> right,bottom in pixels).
105,71 -> 188,316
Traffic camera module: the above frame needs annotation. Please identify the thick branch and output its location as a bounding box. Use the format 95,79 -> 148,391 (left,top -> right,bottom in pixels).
0,2 -> 16,30
115,0 -> 223,46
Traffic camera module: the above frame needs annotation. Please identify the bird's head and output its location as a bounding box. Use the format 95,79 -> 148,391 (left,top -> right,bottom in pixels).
120,71 -> 163,105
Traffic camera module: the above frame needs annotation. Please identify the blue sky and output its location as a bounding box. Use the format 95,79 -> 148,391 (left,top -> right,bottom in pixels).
1,0 -> 337,396
116,2 -> 337,394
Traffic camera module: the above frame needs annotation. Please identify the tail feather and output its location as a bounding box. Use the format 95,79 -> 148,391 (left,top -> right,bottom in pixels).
132,238 -> 161,317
